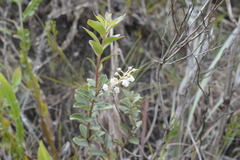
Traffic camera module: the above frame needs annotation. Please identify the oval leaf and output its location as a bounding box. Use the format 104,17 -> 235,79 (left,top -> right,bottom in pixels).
99,75 -> 108,86
119,122 -> 129,135
90,124 -> 101,130
73,137 -> 89,147
92,103 -> 113,112
83,27 -> 100,43
74,94 -> 89,104
101,54 -> 119,63
103,35 -> 123,45
105,133 -> 112,149
129,138 -> 139,145
89,40 -> 103,55
73,102 -> 90,110
75,89 -> 91,98
70,113 -> 86,123
79,124 -> 87,139
88,150 -> 106,156
87,20 -> 106,36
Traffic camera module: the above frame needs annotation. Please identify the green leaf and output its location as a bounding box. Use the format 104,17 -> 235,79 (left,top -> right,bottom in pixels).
105,133 -> 112,149
17,27 -> 31,53
0,74 -> 24,148
89,134 -> 97,141
113,139 -> 124,146
99,75 -> 108,86
105,20 -> 118,26
101,54 -> 119,63
38,141 -> 52,160
98,63 -> 103,72
0,27 -> 13,35
75,89 -> 90,98
88,150 -> 106,156
23,0 -> 42,21
113,13 -> 126,22
129,138 -> 139,145
69,113 -> 86,123
73,137 -> 89,147
84,117 -> 95,122
132,108 -> 141,113
103,35 -> 123,44
87,78 -> 96,86
105,12 -> 112,21
87,20 -> 106,36
11,67 -> 22,92
89,40 -> 103,55
123,90 -> 133,97
136,121 -> 142,128
90,125 -> 101,130
119,122 -> 129,135
96,131 -> 105,137
106,13 -> 126,31
119,106 -> 130,113
74,94 -> 89,105
159,147 -> 168,160
132,93 -> 141,103
73,102 -> 90,110
120,98 -> 130,107
96,136 -> 104,144
103,43 -> 111,51
94,13 -> 105,26
87,58 -> 96,68
83,27 -> 100,43
79,124 -> 87,139
93,103 -> 113,111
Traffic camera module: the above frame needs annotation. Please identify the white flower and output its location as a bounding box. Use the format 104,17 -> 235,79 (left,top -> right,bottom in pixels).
102,84 -> 109,91
128,66 -> 133,70
113,87 -> 120,93
110,78 -> 118,86
127,75 -> 135,82
121,79 -> 130,87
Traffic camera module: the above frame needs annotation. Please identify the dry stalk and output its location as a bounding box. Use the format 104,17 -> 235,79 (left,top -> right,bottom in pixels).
210,15 -> 240,155
152,0 -> 222,159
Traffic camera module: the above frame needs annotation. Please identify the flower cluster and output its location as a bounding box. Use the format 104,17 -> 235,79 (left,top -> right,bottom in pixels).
102,66 -> 137,93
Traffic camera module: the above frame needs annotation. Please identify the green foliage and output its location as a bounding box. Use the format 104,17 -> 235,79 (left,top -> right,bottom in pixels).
159,114 -> 180,159
0,73 -> 24,159
11,67 -> 22,93
38,141 -> 52,160
83,12 -> 125,57
221,114 -> 240,154
70,12 -> 142,159
23,0 -> 43,21
89,40 -> 104,55
17,26 -> 31,56
6,1 -> 60,159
